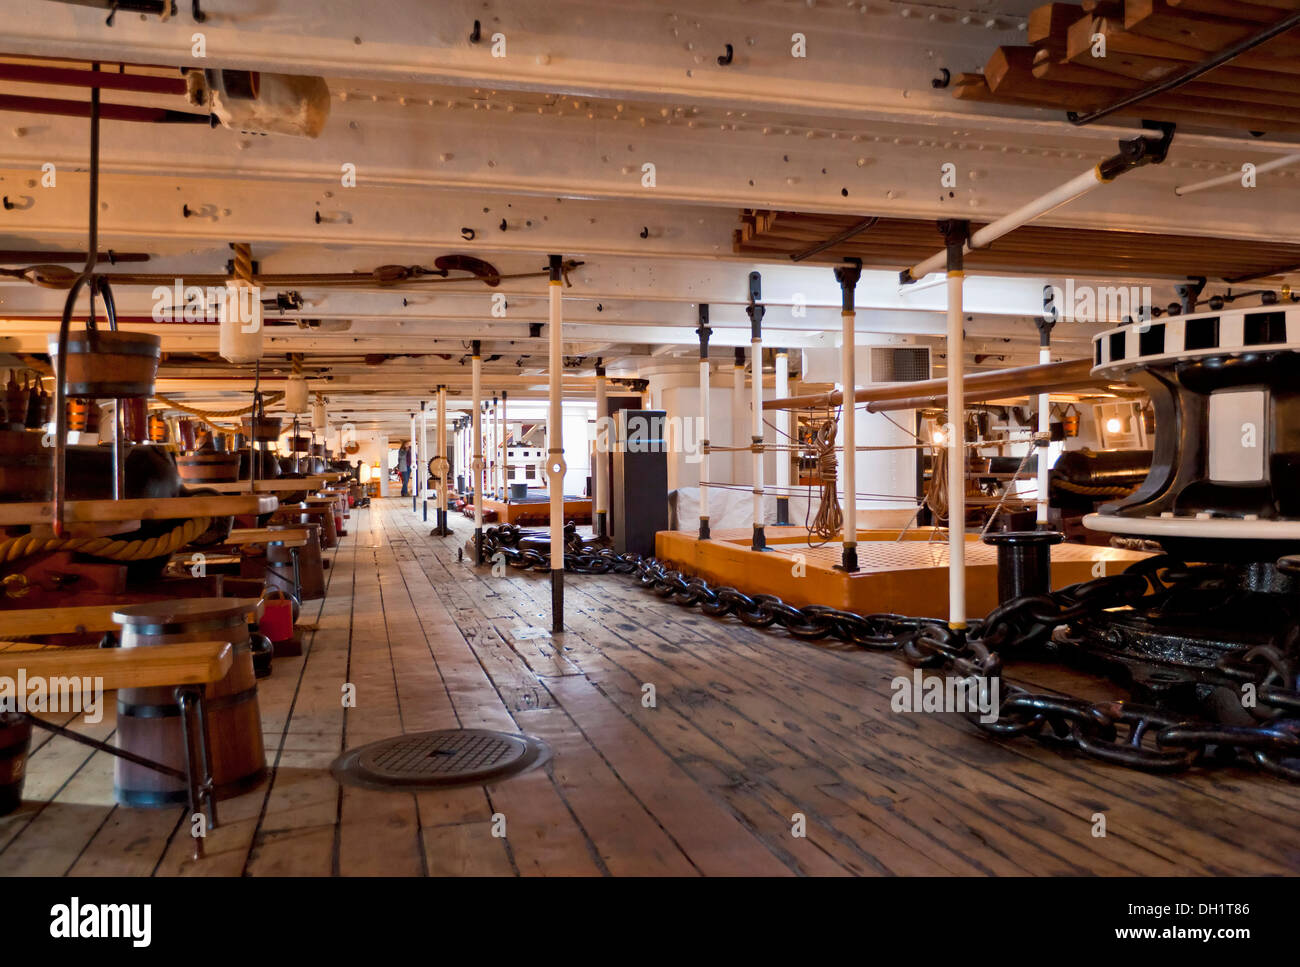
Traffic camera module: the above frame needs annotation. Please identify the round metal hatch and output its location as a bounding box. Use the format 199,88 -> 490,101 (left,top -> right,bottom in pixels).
331,728 -> 549,791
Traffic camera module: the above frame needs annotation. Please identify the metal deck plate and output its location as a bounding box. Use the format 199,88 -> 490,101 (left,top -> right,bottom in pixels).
331,728 -> 549,791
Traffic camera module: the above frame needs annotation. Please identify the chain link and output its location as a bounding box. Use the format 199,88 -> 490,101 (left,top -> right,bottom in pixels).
479,525 -> 1300,782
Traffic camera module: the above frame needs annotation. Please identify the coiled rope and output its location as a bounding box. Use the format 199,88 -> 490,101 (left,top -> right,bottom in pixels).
0,516 -> 212,563
807,416 -> 842,543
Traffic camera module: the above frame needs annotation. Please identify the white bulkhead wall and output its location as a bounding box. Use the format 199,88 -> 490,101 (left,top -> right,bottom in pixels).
804,341 -> 921,516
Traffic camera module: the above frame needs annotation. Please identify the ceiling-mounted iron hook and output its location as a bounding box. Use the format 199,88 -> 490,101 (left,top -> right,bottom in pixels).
470,19 -> 482,43
717,43 -> 734,66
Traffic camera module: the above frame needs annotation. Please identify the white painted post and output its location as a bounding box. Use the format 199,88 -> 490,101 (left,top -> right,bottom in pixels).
547,255 -> 566,633
774,347 -> 790,525
696,305 -> 712,541
471,341 -> 484,564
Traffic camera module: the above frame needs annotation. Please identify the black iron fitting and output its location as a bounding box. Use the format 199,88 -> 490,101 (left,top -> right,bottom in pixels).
1096,121 -> 1176,180
940,219 -> 970,274
471,339 -> 481,357
833,257 -> 862,312
547,253 -> 562,283
696,304 -> 711,359
747,271 -> 765,336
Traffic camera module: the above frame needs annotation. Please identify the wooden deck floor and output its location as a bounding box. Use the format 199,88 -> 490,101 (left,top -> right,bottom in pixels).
4,497 -> 1300,876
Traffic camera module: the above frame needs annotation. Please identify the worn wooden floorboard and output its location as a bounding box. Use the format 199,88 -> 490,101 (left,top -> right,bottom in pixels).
4,497 -> 1299,876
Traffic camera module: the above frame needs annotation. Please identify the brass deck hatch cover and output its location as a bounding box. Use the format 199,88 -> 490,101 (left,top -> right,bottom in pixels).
332,728 -> 549,790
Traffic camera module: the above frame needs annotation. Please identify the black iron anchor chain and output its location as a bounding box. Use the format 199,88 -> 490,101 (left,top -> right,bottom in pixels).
479,524 -> 1300,782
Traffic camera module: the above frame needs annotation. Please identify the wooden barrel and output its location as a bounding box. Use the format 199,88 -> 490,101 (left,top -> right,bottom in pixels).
286,435 -> 311,453
122,398 -> 149,443
50,329 -> 162,399
240,416 -> 282,442
176,451 -> 242,484
0,430 -> 51,501
67,398 -> 99,434
111,598 -> 267,807
266,523 -> 325,601
0,713 -> 32,816
297,502 -> 338,548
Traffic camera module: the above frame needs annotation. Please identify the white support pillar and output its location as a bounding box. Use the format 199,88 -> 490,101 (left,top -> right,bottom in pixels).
546,254 -> 566,633
501,390 -> 510,501
409,410 -> 417,508
1036,339 -> 1051,528
420,400 -> 429,522
774,347 -> 791,525
696,305 -> 712,541
594,363 -> 609,539
732,346 -> 746,486
747,271 -> 767,551
834,262 -> 861,572
471,342 -> 485,564
944,227 -> 969,633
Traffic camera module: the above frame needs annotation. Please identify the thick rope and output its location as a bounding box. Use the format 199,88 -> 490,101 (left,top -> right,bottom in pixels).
0,517 -> 212,563
1052,479 -> 1137,497
807,416 -> 842,543
153,390 -> 284,419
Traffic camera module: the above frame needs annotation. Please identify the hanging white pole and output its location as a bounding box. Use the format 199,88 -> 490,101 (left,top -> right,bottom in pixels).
696,305 -> 712,541
1175,153 -> 1300,196
902,130 -> 1172,283
547,255 -> 566,633
594,363 -> 610,539
836,263 -> 860,572
774,347 -> 791,526
471,341 -> 484,564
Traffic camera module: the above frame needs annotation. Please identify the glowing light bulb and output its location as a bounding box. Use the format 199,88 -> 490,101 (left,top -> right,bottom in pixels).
932,429 -> 946,446
1105,417 -> 1123,434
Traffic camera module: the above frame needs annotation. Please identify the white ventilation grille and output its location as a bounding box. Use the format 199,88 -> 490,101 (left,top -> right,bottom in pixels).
870,346 -> 931,383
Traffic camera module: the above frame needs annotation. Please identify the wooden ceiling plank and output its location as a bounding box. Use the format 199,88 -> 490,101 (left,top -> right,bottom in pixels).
1028,3 -> 1090,61
1125,0 -> 1300,59
1032,44 -> 1300,95
1066,14 -> 1300,74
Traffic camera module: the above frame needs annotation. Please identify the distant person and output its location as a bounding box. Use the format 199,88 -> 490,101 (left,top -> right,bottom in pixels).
397,442 -> 411,496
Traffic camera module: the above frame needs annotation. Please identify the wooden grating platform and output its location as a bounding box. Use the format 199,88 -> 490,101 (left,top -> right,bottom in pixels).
482,496 -> 592,526
4,498 -> 1298,877
657,528 -> 1152,616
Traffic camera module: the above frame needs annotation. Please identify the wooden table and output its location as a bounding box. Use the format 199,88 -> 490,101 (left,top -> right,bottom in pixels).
198,478 -> 328,495
0,495 -> 280,526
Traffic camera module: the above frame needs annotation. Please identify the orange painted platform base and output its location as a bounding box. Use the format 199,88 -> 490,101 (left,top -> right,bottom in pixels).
483,496 -> 592,526
655,525 -> 1152,620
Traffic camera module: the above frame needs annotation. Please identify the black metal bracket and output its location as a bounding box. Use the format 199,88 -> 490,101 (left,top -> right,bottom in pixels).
746,271 -> 764,336
1176,275 -> 1208,315
1097,121 -> 1176,180
717,43 -> 734,66
696,303 -> 711,358
834,257 -> 862,311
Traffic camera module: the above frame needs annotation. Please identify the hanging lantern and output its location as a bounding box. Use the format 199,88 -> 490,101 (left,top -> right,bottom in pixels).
312,395 -> 327,429
285,374 -> 309,413
219,281 -> 263,364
